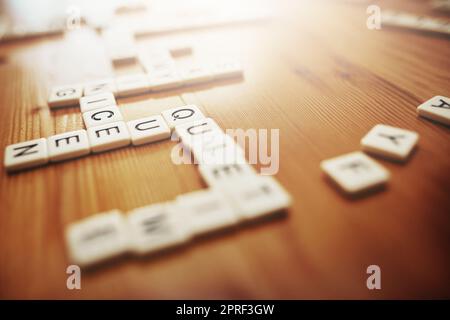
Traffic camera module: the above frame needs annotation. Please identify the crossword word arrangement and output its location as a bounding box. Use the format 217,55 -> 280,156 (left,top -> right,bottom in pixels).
5,87 -> 292,267
66,103 -> 290,267
2,33 -> 448,267
320,96 -> 450,195
48,46 -> 242,109
2,43 -> 291,267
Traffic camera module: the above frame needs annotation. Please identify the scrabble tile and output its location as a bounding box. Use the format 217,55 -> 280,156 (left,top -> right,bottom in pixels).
126,115 -> 171,146
47,130 -> 90,162
79,92 -> 117,113
320,151 -> 390,194
211,60 -> 243,80
176,189 -> 239,235
148,69 -> 183,91
4,138 -> 48,172
82,105 -> 123,128
103,28 -> 138,65
222,176 -> 291,220
87,121 -> 131,153
48,85 -> 83,108
381,11 -> 450,35
65,210 -> 130,267
115,74 -> 150,97
432,0 -> 450,12
83,79 -> 117,96
361,124 -> 419,161
161,105 -> 206,130
417,96 -> 450,126
199,162 -> 256,187
191,133 -> 245,165
416,17 -> 450,33
139,48 -> 174,74
174,118 -> 222,144
179,64 -> 213,85
126,203 -> 189,255
168,44 -> 192,57
139,48 -> 172,63
422,18 -> 450,35
381,11 -> 419,29
143,57 -> 176,75
109,45 -> 138,65
115,0 -> 147,14
103,26 -> 133,43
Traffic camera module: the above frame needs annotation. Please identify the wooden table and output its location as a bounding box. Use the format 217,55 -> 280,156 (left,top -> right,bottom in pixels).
0,0 -> 449,299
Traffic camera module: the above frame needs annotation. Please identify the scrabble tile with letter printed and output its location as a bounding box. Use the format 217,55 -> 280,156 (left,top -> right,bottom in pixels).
167,43 -> 192,57
189,132 -> 247,165
179,64 -> 213,85
104,28 -> 137,65
161,105 -> 206,130
381,11 -> 450,35
47,130 -> 90,162
148,68 -> 183,92
174,118 -> 222,144
145,59 -> 176,78
82,105 -> 123,128
176,189 -> 239,236
139,48 -> 174,74
48,85 -> 83,108
321,151 -> 390,194
126,115 -> 171,146
115,74 -> 150,97
417,95 -> 450,126
191,133 -> 245,165
199,162 -> 256,187
211,60 -> 244,80
126,203 -> 190,255
65,210 -> 130,267
109,45 -> 138,66
83,78 -> 117,97
80,92 -> 117,113
361,124 -> 419,161
223,176 -> 292,220
4,138 -> 49,172
87,121 -> 131,153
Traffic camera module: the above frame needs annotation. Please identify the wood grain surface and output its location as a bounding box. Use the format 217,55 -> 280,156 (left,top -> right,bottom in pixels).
0,0 -> 449,299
